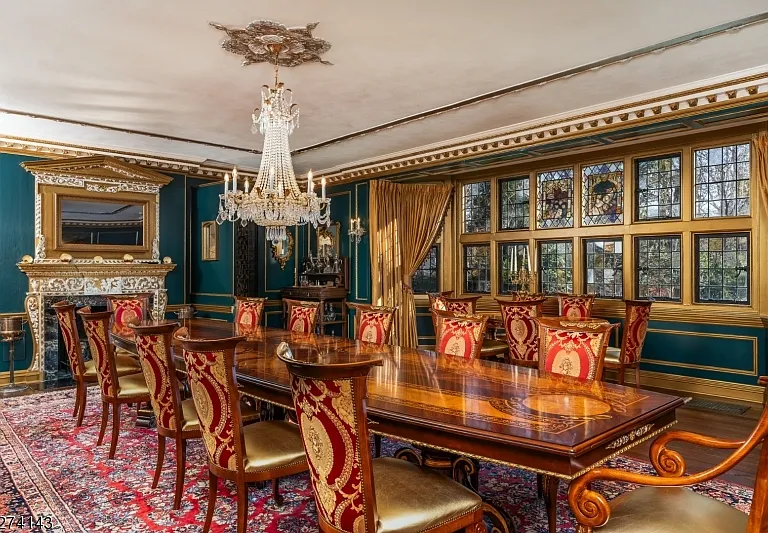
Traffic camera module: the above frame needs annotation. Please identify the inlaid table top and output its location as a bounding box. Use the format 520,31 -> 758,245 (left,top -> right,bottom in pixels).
113,318 -> 684,480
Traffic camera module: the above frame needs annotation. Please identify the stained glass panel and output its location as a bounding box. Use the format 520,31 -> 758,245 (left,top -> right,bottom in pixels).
693,143 -> 750,218
499,242 -> 531,294
499,177 -> 530,230
412,245 -> 439,294
636,154 -> 681,221
463,181 -> 491,233
537,169 -> 573,228
695,233 -> 749,304
538,240 -> 573,294
584,238 -> 623,298
464,244 -> 491,293
636,235 -> 681,301
582,161 -> 624,225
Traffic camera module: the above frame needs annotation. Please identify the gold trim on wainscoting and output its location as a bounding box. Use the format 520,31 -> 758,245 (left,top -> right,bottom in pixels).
190,292 -> 233,298
643,328 -> 758,376
193,304 -> 233,314
0,312 -> 26,318
0,370 -> 40,385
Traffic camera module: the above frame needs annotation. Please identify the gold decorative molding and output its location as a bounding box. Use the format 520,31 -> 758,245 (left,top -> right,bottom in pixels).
194,304 -> 234,314
21,156 -> 173,186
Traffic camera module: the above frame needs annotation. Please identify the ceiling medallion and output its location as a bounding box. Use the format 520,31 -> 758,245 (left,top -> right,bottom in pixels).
209,20 -> 332,67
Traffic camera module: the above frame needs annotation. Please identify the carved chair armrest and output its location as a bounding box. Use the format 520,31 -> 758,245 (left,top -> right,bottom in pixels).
650,430 -> 746,477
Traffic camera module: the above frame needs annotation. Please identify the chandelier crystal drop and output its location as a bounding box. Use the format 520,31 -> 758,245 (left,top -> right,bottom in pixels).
216,39 -> 330,244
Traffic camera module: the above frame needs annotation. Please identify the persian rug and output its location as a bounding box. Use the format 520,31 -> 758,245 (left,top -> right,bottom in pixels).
0,388 -> 753,533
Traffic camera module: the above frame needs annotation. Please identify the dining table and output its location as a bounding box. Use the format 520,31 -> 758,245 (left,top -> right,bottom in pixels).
113,318 -> 685,533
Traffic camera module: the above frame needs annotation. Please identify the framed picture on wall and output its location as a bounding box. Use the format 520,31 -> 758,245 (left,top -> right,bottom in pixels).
201,221 -> 218,261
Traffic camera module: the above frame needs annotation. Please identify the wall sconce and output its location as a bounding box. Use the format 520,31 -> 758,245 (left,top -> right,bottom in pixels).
348,217 -> 366,244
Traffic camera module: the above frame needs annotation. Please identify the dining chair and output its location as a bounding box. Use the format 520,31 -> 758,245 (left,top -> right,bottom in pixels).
432,309 -> 489,360
427,290 -> 454,311
276,342 -> 485,533
53,301 -> 142,427
557,293 -> 596,319
536,317 -> 615,380
78,308 -> 151,459
180,335 -> 308,533
602,299 -> 653,388
282,298 -> 321,333
234,296 -> 266,334
348,303 -> 397,344
106,294 -> 152,355
496,297 -> 546,367
568,376 -> 768,532
428,294 -> 506,359
130,322 -> 201,509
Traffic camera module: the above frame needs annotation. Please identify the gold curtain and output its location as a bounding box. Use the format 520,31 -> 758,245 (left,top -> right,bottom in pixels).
369,180 -> 453,347
755,132 -> 768,216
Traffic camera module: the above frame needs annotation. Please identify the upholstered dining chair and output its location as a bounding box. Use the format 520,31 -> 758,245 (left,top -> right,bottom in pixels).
106,294 -> 152,356
496,297 -> 546,367
557,293 -> 596,320
130,322 -> 201,509
348,303 -> 397,345
53,301 -> 142,427
602,299 -> 653,388
536,317 -> 615,381
568,376 -> 768,532
234,296 -> 266,335
431,309 -> 489,360
428,294 -> 506,359
78,308 -> 151,459
179,335 -> 308,533
276,342 -> 485,533
282,298 -> 321,333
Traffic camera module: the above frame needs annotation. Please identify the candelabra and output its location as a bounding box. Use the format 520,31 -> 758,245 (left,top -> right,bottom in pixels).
508,267 -> 538,298
348,217 -> 366,244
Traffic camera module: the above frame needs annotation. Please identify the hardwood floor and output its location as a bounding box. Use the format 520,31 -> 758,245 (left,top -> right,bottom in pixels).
624,396 -> 763,487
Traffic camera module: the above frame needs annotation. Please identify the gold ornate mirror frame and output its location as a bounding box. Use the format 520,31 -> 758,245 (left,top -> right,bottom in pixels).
317,221 -> 340,257
271,232 -> 294,269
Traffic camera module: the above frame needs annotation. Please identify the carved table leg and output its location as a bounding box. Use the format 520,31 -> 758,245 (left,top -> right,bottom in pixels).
542,474 -> 560,533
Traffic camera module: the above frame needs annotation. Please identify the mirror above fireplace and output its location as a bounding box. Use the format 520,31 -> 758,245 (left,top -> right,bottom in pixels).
58,196 -> 147,249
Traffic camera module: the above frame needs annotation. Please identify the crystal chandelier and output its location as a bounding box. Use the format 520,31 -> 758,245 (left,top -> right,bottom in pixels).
216,38 -> 330,244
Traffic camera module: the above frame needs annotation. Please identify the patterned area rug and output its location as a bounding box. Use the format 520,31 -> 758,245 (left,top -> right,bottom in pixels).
0,389 -> 752,533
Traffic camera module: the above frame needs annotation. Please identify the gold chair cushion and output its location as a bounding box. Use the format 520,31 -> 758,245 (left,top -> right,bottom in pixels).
240,400 -> 261,424
372,457 -> 482,533
116,372 -> 150,399
479,339 -> 509,357
83,355 -> 141,378
242,420 -> 306,473
179,398 -> 200,432
604,346 -> 621,365
599,487 -> 747,533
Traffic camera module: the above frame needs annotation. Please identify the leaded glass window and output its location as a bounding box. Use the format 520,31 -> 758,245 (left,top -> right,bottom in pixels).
464,244 -> 491,293
694,143 -> 750,218
695,233 -> 749,304
537,169 -> 574,228
498,242 -> 531,294
538,240 -> 573,294
584,238 -> 623,298
412,245 -> 439,294
582,161 -> 624,226
463,181 -> 491,233
636,154 -> 681,221
636,235 -> 681,301
499,177 -> 529,230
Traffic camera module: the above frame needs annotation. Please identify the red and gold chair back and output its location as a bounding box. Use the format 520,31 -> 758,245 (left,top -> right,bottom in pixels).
442,295 -> 481,314
277,343 -> 382,533
234,296 -> 266,335
283,299 -> 320,334
558,293 -> 596,320
537,317 -> 614,381
180,336 -> 246,473
131,322 -> 184,432
52,301 -> 86,378
619,300 -> 653,365
510,292 -> 546,302
432,309 -> 488,360
106,294 -> 151,336
427,291 -> 454,311
349,303 -> 397,345
496,297 -> 546,364
78,308 -> 120,397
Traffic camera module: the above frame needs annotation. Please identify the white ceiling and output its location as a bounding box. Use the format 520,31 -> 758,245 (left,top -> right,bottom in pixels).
1,0 -> 767,174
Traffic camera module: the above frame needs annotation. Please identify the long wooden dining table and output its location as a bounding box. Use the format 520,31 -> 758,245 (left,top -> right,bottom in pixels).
113,318 -> 685,533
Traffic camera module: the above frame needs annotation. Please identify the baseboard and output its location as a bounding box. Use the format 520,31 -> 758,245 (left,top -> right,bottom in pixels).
605,368 -> 764,404
0,370 -> 40,385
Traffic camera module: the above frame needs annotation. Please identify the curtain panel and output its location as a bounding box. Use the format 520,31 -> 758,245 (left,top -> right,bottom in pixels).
755,132 -> 768,217
369,180 -> 453,347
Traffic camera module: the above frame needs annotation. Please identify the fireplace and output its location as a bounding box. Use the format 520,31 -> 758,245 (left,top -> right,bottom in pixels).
44,296 -> 108,380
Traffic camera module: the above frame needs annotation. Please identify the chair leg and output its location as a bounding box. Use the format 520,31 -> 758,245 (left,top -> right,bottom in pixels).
152,434 -> 166,489
617,366 -> 626,386
634,365 -> 641,389
203,471 -> 218,533
108,403 -> 121,459
76,383 -> 88,427
173,438 -> 187,510
374,434 -> 382,458
536,473 -> 543,498
73,382 -> 81,418
97,401 -> 109,446
236,480 -> 249,533
543,474 -> 560,533
272,477 -> 283,506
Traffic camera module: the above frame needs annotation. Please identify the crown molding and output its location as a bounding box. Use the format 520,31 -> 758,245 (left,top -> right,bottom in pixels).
316,69 -> 768,184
